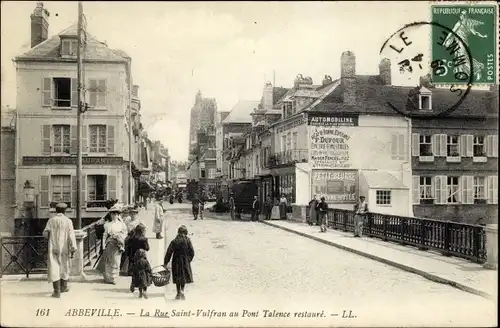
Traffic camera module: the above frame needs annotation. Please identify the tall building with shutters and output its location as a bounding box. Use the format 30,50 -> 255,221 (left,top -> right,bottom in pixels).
410,81 -> 498,223
13,3 -> 134,220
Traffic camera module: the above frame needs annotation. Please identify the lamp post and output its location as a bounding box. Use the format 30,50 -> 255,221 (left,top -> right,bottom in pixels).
23,180 -> 36,236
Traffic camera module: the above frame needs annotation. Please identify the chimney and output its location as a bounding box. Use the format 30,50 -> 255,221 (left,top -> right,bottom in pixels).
30,2 -> 50,48
322,75 -> 333,86
379,58 -> 391,85
262,81 -> 273,111
419,74 -> 434,89
132,85 -> 139,97
340,51 -> 356,105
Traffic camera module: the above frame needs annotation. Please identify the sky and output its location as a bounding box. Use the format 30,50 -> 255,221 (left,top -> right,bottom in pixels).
1,1 -> 450,161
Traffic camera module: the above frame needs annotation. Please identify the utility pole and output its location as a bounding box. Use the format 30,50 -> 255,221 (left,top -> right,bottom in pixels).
128,73 -> 132,204
76,1 -> 83,230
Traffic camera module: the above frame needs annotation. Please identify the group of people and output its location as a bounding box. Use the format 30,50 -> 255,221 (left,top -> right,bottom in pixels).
42,196 -> 195,300
307,195 -> 369,236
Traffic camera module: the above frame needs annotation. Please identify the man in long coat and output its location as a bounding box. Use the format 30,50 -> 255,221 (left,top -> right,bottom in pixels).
43,203 -> 77,298
153,195 -> 165,239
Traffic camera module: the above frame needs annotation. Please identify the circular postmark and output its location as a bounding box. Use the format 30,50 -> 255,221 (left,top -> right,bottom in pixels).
379,21 -> 474,119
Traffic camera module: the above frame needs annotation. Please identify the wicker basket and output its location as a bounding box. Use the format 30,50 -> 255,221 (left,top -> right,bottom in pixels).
151,266 -> 171,287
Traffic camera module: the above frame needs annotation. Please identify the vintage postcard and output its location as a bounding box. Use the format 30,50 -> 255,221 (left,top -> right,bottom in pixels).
0,1 -> 498,327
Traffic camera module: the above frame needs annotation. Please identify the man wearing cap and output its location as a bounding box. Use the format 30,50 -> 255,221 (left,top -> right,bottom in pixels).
42,202 -> 77,298
354,196 -> 369,237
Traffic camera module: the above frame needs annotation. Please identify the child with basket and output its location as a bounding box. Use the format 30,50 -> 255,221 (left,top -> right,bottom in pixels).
130,249 -> 152,299
127,223 -> 150,293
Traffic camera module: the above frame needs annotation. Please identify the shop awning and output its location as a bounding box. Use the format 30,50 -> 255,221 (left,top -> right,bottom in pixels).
361,171 -> 408,190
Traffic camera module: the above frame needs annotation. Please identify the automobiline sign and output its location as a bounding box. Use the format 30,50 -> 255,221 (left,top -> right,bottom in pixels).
22,156 -> 124,166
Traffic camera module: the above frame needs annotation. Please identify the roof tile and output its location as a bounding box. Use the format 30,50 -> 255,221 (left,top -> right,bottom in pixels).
15,24 -> 127,63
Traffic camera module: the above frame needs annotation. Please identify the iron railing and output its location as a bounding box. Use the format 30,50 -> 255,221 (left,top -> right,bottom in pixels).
306,207 -> 487,263
0,215 -> 105,278
81,220 -> 103,268
267,149 -> 308,168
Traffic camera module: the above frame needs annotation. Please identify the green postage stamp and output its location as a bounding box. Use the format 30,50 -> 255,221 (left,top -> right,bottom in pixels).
431,5 -> 497,84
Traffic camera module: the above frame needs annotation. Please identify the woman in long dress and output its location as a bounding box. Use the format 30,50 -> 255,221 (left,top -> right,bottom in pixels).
279,194 -> 287,220
164,225 -> 195,300
101,204 -> 128,284
308,195 -> 318,226
153,195 -> 165,239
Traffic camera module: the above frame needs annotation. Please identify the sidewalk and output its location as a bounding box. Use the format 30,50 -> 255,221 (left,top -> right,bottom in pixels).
261,219 -> 497,300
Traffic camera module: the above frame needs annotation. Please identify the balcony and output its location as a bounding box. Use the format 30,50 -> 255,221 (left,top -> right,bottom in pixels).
267,149 -> 308,168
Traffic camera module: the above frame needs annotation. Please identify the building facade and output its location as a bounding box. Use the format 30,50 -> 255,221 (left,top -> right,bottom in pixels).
410,81 -> 498,223
186,90 -> 217,192
226,53 -> 415,218
13,3 -> 136,220
1,109 -> 17,236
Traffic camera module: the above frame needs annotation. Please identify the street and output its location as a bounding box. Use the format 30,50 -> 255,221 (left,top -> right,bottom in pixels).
0,204 -> 496,327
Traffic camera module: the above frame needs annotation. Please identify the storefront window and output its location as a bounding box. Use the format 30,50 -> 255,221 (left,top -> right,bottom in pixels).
278,173 -> 296,203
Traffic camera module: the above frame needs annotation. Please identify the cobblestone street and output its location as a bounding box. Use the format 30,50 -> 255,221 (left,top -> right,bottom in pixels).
1,205 -> 496,327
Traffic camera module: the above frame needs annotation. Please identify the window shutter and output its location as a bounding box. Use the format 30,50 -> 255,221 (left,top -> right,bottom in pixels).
412,175 -> 420,204
71,175 -> 77,208
431,134 -> 438,156
89,79 -> 97,106
42,78 -> 52,107
97,79 -> 107,107
492,135 -> 498,158
456,176 -> 462,203
107,125 -> 115,153
391,134 -> 398,158
41,125 -> 51,155
460,135 -> 467,157
439,134 -> 447,156
40,175 -> 50,208
398,134 -> 405,159
487,176 -> 498,204
434,175 -> 446,204
108,175 -> 117,200
485,135 -> 491,157
465,135 -> 473,157
82,125 -> 88,153
81,174 -> 86,207
70,125 -> 78,154
71,78 -> 78,107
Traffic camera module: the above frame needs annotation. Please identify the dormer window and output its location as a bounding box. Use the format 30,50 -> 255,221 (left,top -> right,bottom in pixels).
282,101 -> 293,119
420,95 -> 431,110
418,86 -> 432,111
60,37 -> 78,58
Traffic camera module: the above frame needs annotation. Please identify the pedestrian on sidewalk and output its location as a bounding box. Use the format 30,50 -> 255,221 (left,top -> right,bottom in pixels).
42,203 -> 77,298
100,204 -> 128,284
265,195 -> 273,220
199,191 -> 206,220
279,194 -> 288,220
126,223 -> 150,282
120,206 -> 132,275
229,193 -> 235,220
317,197 -> 329,232
192,194 -> 200,220
164,225 -> 195,300
354,196 -> 369,237
251,196 -> 260,221
131,249 -> 153,299
308,195 -> 318,226
153,195 -> 166,239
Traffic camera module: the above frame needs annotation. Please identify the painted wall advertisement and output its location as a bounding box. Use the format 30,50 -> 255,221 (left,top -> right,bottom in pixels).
312,170 -> 358,203
308,114 -> 358,169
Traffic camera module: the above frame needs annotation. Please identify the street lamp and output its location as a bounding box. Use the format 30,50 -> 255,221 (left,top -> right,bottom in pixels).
23,180 -> 35,205
23,180 -> 36,236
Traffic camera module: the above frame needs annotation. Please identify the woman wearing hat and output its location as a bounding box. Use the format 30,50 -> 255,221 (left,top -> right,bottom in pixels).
101,204 -> 128,284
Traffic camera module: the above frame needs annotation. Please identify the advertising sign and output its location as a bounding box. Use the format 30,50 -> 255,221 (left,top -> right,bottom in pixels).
22,156 -> 124,166
312,170 -> 358,203
308,114 -> 358,169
